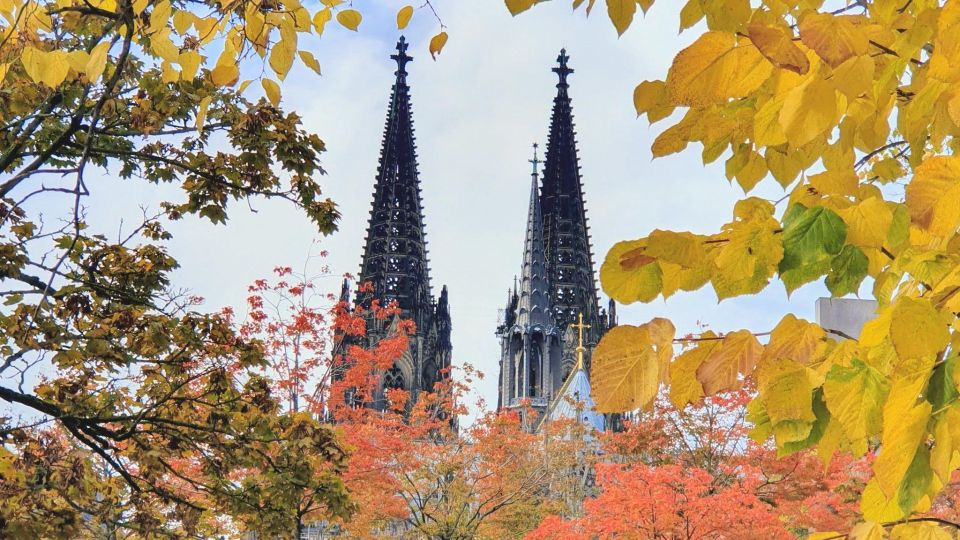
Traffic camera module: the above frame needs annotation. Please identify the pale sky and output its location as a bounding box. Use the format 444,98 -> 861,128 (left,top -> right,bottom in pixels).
67,1 -> 843,422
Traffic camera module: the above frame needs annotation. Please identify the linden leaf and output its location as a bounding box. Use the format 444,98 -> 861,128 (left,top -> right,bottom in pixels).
826,245 -> 869,297
195,96 -> 212,132
666,32 -> 772,107
889,522 -> 952,540
313,8 -> 332,35
823,359 -> 889,456
838,197 -> 894,249
85,41 -> 111,82
396,5 -> 413,29
755,358 -> 818,446
780,205 -> 846,272
700,0 -> 750,33
262,78 -> 281,106
600,239 -> 663,304
505,0 -> 540,16
606,0 -> 636,36
747,22 -> 809,74
211,62 -> 239,86
633,80 -> 673,121
21,47 -> 70,88
591,319 -> 675,413
429,31 -> 448,59
336,8 -> 361,31
696,330 -> 762,395
848,522 -> 885,540
669,332 -> 719,408
905,156 -> 960,237
179,50 -> 201,80
890,297 -> 950,360
678,0 -> 703,31
299,50 -> 321,75
762,314 -> 826,365
798,12 -> 868,67
779,77 -> 838,148
269,28 -> 296,79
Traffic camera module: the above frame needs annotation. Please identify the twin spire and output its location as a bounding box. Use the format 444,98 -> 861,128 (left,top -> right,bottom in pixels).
516,142 -> 552,329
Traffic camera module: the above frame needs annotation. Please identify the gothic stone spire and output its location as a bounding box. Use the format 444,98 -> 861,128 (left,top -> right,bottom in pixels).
516,143 -> 552,330
540,48 -> 602,339
358,36 -> 433,330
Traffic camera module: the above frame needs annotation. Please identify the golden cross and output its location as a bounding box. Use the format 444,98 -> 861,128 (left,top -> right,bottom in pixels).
571,312 -> 591,353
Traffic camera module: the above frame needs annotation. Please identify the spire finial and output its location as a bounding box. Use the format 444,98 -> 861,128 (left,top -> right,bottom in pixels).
529,142 -> 540,177
572,312 -> 591,368
552,48 -> 574,88
391,36 -> 413,79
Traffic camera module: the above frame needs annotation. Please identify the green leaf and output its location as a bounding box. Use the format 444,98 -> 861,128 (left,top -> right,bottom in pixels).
826,244 -> 868,296
780,205 -> 847,270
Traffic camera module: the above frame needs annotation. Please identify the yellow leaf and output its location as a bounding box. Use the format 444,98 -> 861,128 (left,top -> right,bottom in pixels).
600,238 -> 663,304
832,54 -> 874,99
823,359 -> 888,457
195,96 -> 211,132
65,50 -> 90,74
889,522 -> 952,540
848,522 -> 885,540
161,60 -> 179,83
336,8 -> 361,31
396,4 -> 413,29
747,22 -> 809,74
755,358 -> 818,445
636,0 -> 653,14
313,8 -> 332,35
666,32 -> 772,107
262,78 -> 281,106
605,0 -> 635,36
678,0 -> 703,31
211,62 -> 239,86
871,377 -> 931,499
799,12 -> 869,67
700,0 -> 749,33
591,319 -> 675,413
172,9 -> 193,34
779,77 -> 837,147
669,332 -> 719,408
429,31 -> 448,59
299,50 -> 321,75
711,216 -> 783,299
179,50 -> 201,80
809,170 -> 858,196
839,197 -> 894,249
149,0 -> 171,34
633,80 -> 672,121
269,28 -> 296,79
505,0 -> 540,16
21,47 -> 70,88
763,314 -> 826,365
696,330 -> 762,395
85,41 -> 111,82
890,297 -> 950,360
906,156 -> 960,237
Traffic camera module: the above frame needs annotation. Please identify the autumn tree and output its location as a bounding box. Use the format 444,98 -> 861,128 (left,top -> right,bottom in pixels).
509,0 -> 960,536
0,0 -> 449,534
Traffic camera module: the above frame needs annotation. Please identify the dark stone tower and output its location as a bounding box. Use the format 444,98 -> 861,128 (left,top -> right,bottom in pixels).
497,50 -> 617,430
352,37 -> 452,408
540,49 -> 605,349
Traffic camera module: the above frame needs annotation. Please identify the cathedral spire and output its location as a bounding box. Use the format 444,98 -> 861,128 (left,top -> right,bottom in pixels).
357,36 -> 433,331
540,48 -> 601,337
516,143 -> 552,329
